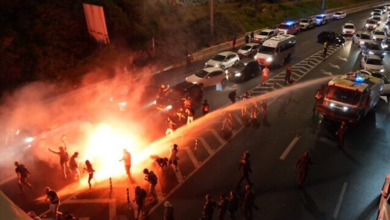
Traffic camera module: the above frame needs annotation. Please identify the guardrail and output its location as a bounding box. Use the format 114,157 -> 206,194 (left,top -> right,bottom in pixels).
33,0 -> 390,109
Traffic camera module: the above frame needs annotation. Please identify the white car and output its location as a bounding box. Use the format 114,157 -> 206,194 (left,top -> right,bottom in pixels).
371,12 -> 383,18
204,51 -> 239,69
342,23 -> 355,35
186,67 -> 227,87
372,30 -> 387,42
378,171 -> 390,220
372,8 -> 384,15
372,16 -> 382,25
361,55 -> 384,72
353,33 -> 374,45
253,29 -> 278,44
237,43 -> 260,58
365,19 -> 379,30
333,11 -> 346,19
300,18 -> 316,30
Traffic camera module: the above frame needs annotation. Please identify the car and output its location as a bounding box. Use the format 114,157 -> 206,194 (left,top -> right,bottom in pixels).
361,42 -> 385,59
353,33 -> 374,45
253,29 -> 278,44
342,23 -> 355,35
333,11 -> 346,19
186,67 -> 228,87
360,55 -> 384,72
315,14 -> 329,25
365,19 -> 379,30
372,30 -> 387,42
226,58 -> 261,82
237,43 -> 260,58
384,21 -> 390,31
371,12 -> 383,18
204,51 -> 239,69
317,31 -> 346,45
109,84 -> 159,112
372,16 -> 382,25
277,21 -> 300,35
360,70 -> 389,83
385,4 -> 390,11
371,8 -> 384,15
154,82 -> 203,113
382,38 -> 390,52
300,18 -> 316,30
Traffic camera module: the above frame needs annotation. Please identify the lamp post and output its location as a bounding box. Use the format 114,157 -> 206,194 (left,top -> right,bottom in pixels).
210,0 -> 214,37
321,0 -> 326,11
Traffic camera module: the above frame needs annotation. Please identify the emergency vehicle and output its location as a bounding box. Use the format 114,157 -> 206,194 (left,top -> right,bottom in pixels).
255,34 -> 296,67
316,71 -> 390,122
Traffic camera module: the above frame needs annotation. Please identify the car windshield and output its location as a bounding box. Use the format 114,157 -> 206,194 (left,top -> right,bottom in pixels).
373,13 -> 381,15
278,25 -> 289,29
344,25 -> 354,29
335,13 -> 343,15
301,20 -> 309,23
195,70 -> 209,78
316,16 -> 324,19
241,45 -> 252,50
367,59 -> 382,65
327,86 -> 362,105
367,20 -> 376,24
374,31 -> 385,35
369,44 -> 381,50
373,17 -> 380,21
211,55 -> 226,62
258,46 -> 275,54
259,31 -> 269,36
361,34 -> 370,39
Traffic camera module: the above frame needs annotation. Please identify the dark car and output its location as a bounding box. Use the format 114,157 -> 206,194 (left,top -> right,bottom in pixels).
317,31 -> 346,45
361,42 -> 385,58
154,82 -> 203,114
382,38 -> 390,52
227,58 -> 261,82
109,84 -> 159,112
360,70 -> 389,83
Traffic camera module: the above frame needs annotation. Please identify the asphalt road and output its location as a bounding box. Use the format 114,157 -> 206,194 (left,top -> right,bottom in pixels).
1,5 -> 390,220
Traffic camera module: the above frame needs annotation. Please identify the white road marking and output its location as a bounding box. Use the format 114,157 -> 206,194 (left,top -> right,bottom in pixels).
321,69 -> 333,76
175,169 -> 185,183
381,96 -> 388,103
338,56 -> 348,61
329,63 -> 341,69
207,129 -> 225,144
199,137 -> 214,155
184,147 -> 200,168
333,182 -> 348,218
279,136 -> 301,160
233,114 -> 243,125
302,41 -> 310,45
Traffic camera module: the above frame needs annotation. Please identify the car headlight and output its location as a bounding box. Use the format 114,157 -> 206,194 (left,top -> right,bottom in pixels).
235,73 -> 242,77
153,100 -> 157,105
192,81 -> 197,84
366,24 -> 369,27
369,51 -> 374,54
25,137 -> 34,143
380,69 -> 385,72
266,57 -> 273,62
342,106 -> 349,112
166,105 -> 173,110
360,41 -> 364,45
118,102 -> 127,106
205,63 -> 208,66
373,36 -> 377,39
215,64 -> 220,67
384,45 -> 389,48
329,102 -> 335,108
254,55 -> 257,59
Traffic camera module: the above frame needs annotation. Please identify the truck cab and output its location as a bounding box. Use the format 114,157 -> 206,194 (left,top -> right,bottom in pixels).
316,71 -> 390,122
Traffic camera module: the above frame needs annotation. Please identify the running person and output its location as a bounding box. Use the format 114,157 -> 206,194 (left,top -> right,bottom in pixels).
48,138 -> 71,179
44,187 -> 62,218
168,144 -> 179,172
69,152 -> 80,180
14,161 -> 34,194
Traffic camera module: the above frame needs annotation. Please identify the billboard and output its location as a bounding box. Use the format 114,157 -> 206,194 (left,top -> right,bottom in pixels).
83,3 -> 110,44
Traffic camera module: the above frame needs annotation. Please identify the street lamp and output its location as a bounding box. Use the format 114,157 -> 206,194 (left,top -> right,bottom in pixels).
321,0 -> 326,11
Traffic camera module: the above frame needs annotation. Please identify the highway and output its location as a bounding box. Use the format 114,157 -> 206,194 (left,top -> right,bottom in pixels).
1,5 -> 390,220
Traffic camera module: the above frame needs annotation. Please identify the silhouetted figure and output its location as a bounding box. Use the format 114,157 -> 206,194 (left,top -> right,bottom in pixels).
14,161 -> 33,194
202,194 -> 217,220
218,194 -> 228,220
336,121 -> 347,150
237,151 -> 253,188
294,151 -> 313,188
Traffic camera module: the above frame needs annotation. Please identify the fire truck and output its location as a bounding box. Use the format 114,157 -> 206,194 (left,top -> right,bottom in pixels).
316,71 -> 390,122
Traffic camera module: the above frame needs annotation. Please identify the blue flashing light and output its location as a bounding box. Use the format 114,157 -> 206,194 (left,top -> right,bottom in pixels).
355,76 -> 365,83
285,21 -> 294,25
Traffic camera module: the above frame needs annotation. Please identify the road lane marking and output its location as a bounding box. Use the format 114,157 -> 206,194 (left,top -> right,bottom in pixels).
175,169 -> 184,183
199,137 -> 214,155
207,129 -> 225,144
279,136 -> 301,160
333,182 -> 348,218
184,147 -> 200,168
233,114 -> 243,125
302,41 -> 310,45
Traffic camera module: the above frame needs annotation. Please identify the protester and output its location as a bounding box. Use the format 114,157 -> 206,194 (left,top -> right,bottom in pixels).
166,116 -> 177,135
218,194 -> 228,220
119,149 -> 131,179
169,144 -> 179,172
44,187 -> 62,218
228,89 -> 237,104
186,53 -> 194,72
83,160 -> 95,192
69,152 -> 80,181
285,65 -> 293,85
294,151 -> 313,188
185,108 -> 195,125
143,168 -> 158,202
228,191 -> 239,220
237,151 -> 253,188
164,201 -> 175,220
242,185 -> 256,220
336,121 -> 347,150
262,66 -> 269,86
202,99 -> 210,115
14,161 -> 34,194
48,137 -> 71,179
134,186 -> 147,220
202,194 -> 217,220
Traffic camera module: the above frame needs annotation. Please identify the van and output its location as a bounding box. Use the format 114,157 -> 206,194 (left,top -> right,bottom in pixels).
277,21 -> 300,35
255,34 -> 297,67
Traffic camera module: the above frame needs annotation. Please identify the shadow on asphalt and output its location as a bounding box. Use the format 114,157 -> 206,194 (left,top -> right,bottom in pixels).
299,189 -> 327,220
355,194 -> 381,220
